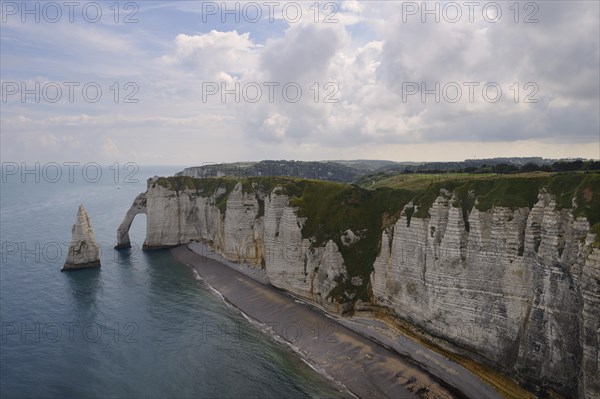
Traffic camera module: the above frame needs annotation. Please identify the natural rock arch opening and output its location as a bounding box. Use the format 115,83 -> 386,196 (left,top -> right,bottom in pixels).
127,212 -> 147,250
115,193 -> 147,249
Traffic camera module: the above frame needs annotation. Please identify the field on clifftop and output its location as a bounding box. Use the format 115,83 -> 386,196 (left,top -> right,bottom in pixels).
156,171 -> 600,302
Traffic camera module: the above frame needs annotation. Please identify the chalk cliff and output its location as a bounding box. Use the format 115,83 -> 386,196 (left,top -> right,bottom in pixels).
116,178 -> 350,312
63,204 -> 101,271
115,193 -> 147,249
371,192 -> 598,397
117,175 -> 599,398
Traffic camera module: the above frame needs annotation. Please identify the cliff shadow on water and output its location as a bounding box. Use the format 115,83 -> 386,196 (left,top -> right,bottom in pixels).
116,172 -> 600,399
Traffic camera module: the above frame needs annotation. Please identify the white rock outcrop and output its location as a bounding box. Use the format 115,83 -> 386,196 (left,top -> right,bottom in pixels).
118,180 -> 350,312
63,204 -> 101,271
118,178 -> 600,398
263,192 -> 349,313
371,192 -> 599,398
116,193 -> 146,248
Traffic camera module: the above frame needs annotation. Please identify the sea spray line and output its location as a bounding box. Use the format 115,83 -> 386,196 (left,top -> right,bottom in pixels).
189,260 -> 340,345
172,245 -> 473,398
180,245 -> 354,393
187,260 -> 355,397
191,268 -> 202,281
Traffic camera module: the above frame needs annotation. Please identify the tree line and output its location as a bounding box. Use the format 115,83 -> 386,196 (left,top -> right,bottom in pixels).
401,160 -> 600,175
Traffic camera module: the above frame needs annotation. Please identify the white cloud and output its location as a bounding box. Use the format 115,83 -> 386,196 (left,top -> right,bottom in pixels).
262,112 -> 289,139
1,1 -> 598,164
162,30 -> 259,80
260,22 -> 348,83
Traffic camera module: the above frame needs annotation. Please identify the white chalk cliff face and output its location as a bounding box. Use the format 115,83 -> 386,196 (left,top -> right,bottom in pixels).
371,192 -> 599,398
118,178 -> 599,398
262,190 -> 349,313
63,204 -> 101,271
116,193 -> 147,249
116,179 -> 349,312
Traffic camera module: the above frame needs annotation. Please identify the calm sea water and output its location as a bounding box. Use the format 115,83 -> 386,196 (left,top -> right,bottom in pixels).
0,165 -> 346,398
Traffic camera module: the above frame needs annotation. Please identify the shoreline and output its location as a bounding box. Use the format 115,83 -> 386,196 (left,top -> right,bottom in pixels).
171,244 -> 502,399
187,241 -> 269,284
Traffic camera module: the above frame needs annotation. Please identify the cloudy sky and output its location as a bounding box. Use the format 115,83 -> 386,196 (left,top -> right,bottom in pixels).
1,0 -> 599,164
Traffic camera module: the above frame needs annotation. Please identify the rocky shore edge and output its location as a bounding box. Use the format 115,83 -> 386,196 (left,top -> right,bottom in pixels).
171,243 -> 504,399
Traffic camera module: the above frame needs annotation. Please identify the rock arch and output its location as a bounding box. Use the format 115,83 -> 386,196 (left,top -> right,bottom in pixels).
115,192 -> 147,249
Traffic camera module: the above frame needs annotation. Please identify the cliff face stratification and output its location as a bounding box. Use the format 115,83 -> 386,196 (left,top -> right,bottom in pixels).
118,178 -> 351,312
63,204 -> 101,271
372,193 -> 597,397
117,175 -> 599,398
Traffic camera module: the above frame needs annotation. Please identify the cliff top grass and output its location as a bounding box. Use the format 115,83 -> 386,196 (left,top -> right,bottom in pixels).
358,171 -> 501,191
153,172 -> 600,297
155,175 -> 234,193
154,175 -> 238,213
288,181 -> 414,302
404,172 -> 599,224
243,178 -> 413,297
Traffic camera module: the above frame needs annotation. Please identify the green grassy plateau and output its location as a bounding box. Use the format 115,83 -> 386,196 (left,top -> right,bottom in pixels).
154,171 -> 599,302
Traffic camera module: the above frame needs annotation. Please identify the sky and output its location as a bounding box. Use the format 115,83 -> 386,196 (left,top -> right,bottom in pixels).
1,0 -> 599,165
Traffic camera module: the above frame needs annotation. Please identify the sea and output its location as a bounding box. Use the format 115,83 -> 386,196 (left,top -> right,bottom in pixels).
0,164 -> 347,399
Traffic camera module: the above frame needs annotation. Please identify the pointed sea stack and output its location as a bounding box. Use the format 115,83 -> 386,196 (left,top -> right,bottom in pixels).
62,204 -> 101,271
